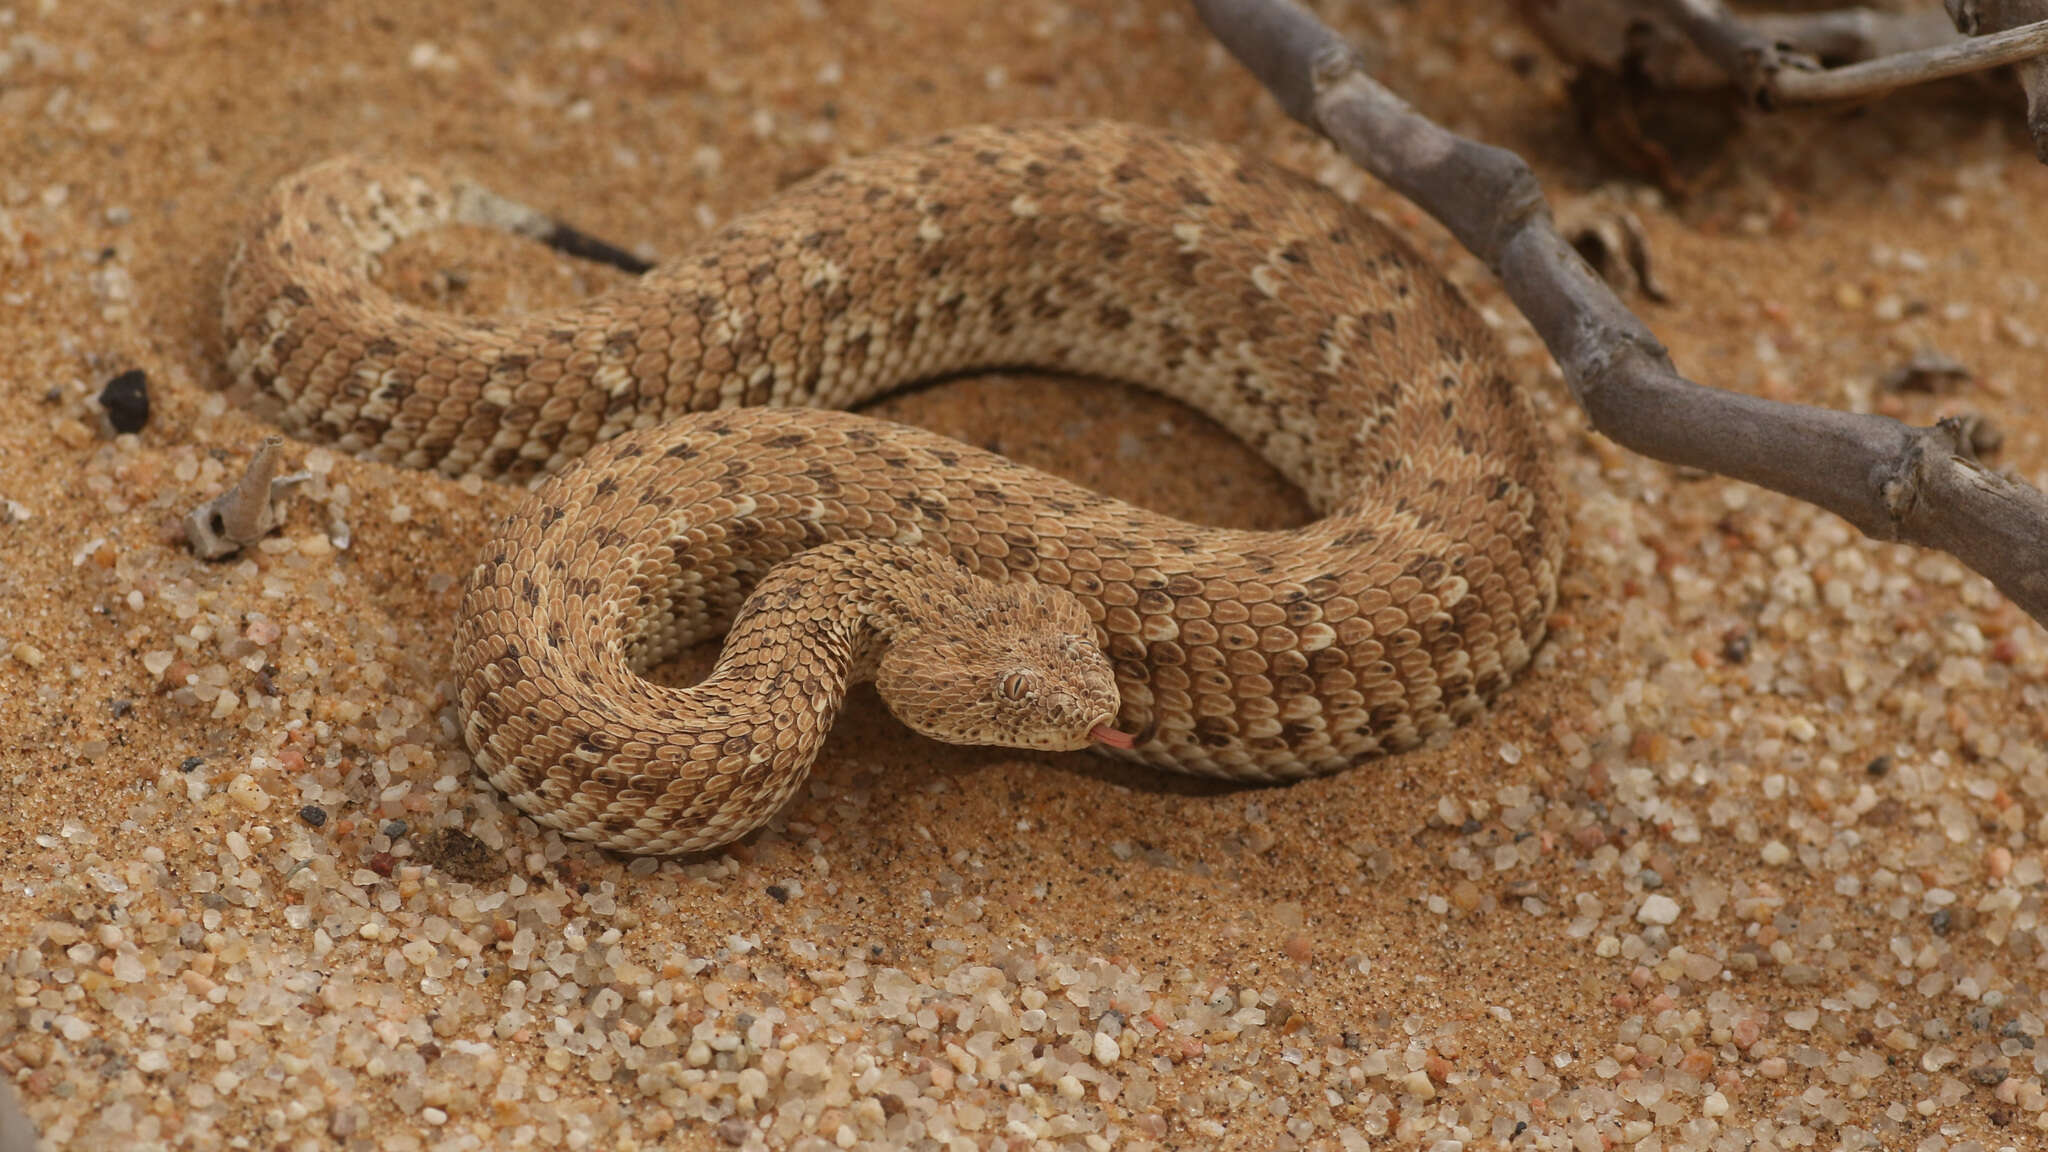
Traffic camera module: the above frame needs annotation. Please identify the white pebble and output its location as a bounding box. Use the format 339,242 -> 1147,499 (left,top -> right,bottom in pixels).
1636,895 -> 1681,926
226,774 -> 272,813
1092,1031 -> 1120,1065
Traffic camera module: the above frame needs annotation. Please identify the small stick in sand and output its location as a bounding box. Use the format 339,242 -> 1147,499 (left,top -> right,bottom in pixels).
183,436 -> 309,559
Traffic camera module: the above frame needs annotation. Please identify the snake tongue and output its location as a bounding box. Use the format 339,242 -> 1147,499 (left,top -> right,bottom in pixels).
1089,724 -> 1137,750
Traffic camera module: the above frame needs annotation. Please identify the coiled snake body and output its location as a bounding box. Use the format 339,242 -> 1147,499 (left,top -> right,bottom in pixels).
226,122 -> 1561,854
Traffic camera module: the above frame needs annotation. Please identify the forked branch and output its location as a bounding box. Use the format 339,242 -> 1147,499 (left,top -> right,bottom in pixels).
1517,0 -> 2048,143
1517,1 -> 1966,94
1947,1 -> 2048,159
1643,0 -> 2048,106
1189,0 -> 2048,625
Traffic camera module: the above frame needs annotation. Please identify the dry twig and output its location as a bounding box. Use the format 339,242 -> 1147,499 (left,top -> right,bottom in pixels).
1774,12 -> 2048,102
1190,0 -> 2048,626
183,436 -> 307,559
1521,1 -> 1966,91
1948,0 -> 2048,157
1519,0 -> 2048,115
1554,192 -> 1671,302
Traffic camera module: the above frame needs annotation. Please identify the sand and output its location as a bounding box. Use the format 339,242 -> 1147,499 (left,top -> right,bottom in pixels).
3,0 -> 2048,1149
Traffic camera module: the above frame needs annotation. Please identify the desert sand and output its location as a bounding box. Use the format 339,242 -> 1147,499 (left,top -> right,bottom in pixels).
3,1 -> 2048,1149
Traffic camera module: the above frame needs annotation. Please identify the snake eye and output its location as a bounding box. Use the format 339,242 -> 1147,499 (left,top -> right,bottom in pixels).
999,670 -> 1037,701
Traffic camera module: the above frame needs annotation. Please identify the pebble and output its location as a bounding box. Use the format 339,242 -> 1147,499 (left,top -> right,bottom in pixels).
1636,894 -> 1681,925
97,369 -> 149,434
1450,879 -> 1483,912
225,774 -> 272,812
1092,1030 -> 1120,1065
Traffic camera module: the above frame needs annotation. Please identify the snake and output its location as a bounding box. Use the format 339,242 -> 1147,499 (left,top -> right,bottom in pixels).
223,121 -> 1562,855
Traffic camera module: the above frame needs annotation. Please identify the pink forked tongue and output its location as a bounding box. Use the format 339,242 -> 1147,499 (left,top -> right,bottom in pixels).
1090,725 -> 1137,750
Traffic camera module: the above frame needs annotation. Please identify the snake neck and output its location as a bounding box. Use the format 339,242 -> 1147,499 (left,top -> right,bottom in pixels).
680,539 -> 1111,756
703,540 -> 959,694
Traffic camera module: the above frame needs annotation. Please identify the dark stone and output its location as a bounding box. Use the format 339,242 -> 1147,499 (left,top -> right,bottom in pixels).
99,369 -> 149,434
1719,630 -> 1751,664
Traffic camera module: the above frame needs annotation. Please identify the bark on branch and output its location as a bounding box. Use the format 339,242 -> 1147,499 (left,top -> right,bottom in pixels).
1190,0 -> 2048,626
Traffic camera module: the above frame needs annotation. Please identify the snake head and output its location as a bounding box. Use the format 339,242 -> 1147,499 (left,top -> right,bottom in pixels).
875,578 -> 1124,753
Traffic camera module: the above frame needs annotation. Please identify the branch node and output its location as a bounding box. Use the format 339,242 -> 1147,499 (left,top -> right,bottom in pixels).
1883,418 -> 1992,537
1309,41 -> 1364,91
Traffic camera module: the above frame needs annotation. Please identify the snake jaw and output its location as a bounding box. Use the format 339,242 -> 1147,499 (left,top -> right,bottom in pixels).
1089,723 -> 1136,750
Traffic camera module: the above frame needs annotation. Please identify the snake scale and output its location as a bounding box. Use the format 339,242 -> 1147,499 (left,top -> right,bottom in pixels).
224,121 -> 1562,854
